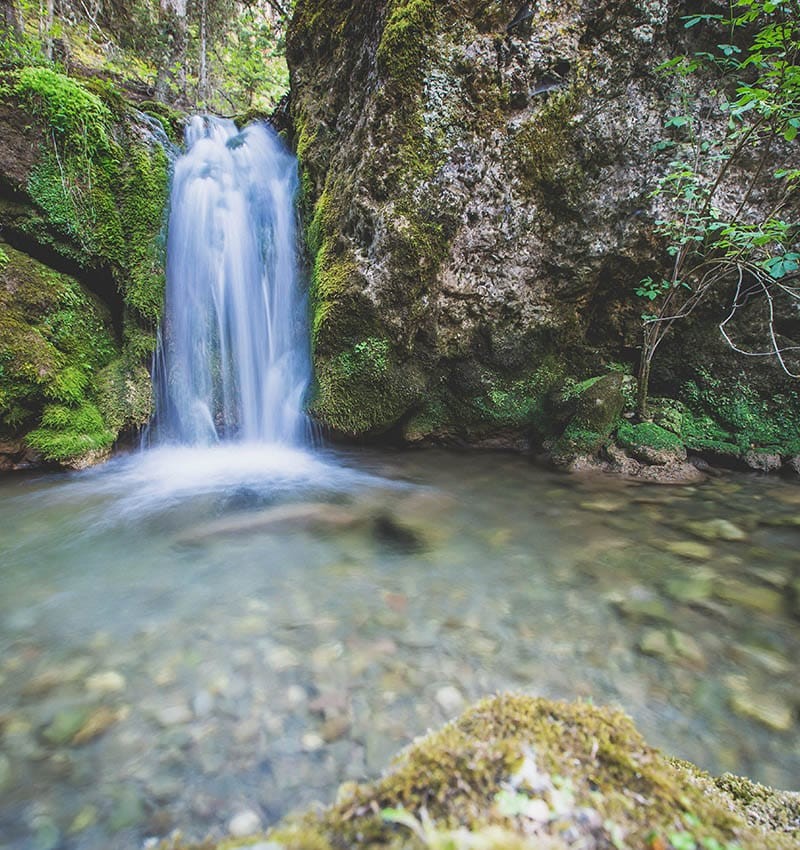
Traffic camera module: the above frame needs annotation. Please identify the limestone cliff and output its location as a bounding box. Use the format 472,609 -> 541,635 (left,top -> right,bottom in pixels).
287,0 -> 800,461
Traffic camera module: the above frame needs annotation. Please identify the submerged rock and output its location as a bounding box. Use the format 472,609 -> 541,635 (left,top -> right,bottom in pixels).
162,694 -> 800,849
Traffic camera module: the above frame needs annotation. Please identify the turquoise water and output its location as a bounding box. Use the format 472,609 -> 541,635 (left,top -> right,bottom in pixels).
0,446 -> 798,849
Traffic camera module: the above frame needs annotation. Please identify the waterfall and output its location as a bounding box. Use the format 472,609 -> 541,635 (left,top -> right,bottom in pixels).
152,115 -> 311,447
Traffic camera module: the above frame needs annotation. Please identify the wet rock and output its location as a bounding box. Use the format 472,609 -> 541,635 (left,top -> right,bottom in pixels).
41,708 -> 90,746
638,629 -> 704,667
728,686 -> 794,732
0,753 -> 11,793
664,540 -> 713,561
147,773 -> 183,803
22,658 -> 92,698
68,805 -> 98,834
663,570 -> 716,604
109,786 -> 146,831
30,814 -> 60,850
435,685 -> 465,716
610,594 -> 672,626
302,731 -> 325,752
744,451 -> 782,473
85,670 -> 126,695
365,728 -> 400,774
192,690 -> 214,718
730,645 -> 792,676
714,579 -> 784,615
228,809 -> 263,837
154,702 -> 193,728
685,519 -> 748,542
579,498 -> 625,513
321,715 -> 351,743
177,501 -> 364,544
72,705 -> 128,746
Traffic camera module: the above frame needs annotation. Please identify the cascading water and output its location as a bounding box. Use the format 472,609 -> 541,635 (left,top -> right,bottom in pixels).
152,115 -> 312,447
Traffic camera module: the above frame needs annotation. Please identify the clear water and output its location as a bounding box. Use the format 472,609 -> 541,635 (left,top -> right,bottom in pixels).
0,450 -> 798,850
151,116 -> 311,446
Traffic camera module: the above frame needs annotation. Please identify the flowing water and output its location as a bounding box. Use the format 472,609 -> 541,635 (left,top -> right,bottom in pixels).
0,454 -> 799,850
1,120 -> 799,849
151,116 -> 311,446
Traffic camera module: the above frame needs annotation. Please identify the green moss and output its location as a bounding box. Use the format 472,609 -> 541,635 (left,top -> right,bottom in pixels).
618,421 -> 683,452
680,373 -> 800,456
312,337 -> 421,435
168,694 -> 798,850
138,100 -> 186,144
26,400 -> 114,461
376,0 -> 437,103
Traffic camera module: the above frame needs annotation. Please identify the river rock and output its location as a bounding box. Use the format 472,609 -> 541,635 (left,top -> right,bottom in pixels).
714,579 -> 784,615
41,708 -> 90,746
109,786 -> 146,831
730,645 -> 792,676
638,629 -> 704,667
685,519 -> 748,542
664,540 -> 713,561
435,685 -> 465,716
228,809 -> 262,837
0,753 -> 11,793
68,805 -> 98,834
610,594 -> 672,626
85,670 -> 126,695
154,702 -> 193,727
30,814 -> 60,850
72,705 -> 127,745
729,688 -> 794,732
663,570 -> 715,604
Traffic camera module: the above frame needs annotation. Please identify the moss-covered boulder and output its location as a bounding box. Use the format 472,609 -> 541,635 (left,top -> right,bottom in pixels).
288,1 -> 800,453
163,694 -> 800,850
0,67 -> 170,467
616,421 -> 686,466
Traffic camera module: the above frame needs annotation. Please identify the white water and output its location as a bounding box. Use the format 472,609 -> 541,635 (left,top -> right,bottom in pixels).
152,115 -> 312,447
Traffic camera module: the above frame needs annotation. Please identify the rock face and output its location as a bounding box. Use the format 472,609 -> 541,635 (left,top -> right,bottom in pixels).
0,67 -> 170,468
168,694 -> 800,850
287,0 -> 800,450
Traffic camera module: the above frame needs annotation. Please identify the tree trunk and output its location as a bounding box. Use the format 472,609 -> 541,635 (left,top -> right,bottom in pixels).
1,0 -> 23,37
637,345 -> 651,421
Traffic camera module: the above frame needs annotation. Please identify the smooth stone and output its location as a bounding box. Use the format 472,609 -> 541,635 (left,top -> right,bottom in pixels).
637,629 -> 703,666
0,754 -> 11,793
685,518 -> 748,542
72,705 -> 127,746
610,595 -> 672,625
148,774 -> 183,803
42,708 -> 89,746
22,659 -> 92,698
665,540 -> 713,561
714,579 -> 784,615
579,498 -> 625,513
85,671 -> 126,695
228,809 -> 262,837
31,815 -> 60,850
301,732 -> 324,752
68,805 -> 98,834
109,786 -> 146,831
321,715 -> 351,743
192,690 -> 214,718
729,689 -> 794,732
730,644 -> 792,675
435,685 -> 465,716
663,570 -> 715,604
155,703 -> 193,727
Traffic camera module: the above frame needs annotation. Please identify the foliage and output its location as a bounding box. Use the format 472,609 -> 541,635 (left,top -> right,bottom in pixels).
636,0 -> 800,417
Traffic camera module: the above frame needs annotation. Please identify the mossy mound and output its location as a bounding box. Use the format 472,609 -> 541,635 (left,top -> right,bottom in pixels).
0,67 -> 169,467
163,694 -> 799,850
616,421 -> 687,466
0,244 -> 150,466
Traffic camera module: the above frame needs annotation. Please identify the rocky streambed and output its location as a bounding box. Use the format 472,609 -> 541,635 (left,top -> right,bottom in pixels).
0,447 -> 798,849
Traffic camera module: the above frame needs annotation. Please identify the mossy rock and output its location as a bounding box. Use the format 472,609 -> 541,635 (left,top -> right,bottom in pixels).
163,694 -> 800,850
617,421 -> 687,466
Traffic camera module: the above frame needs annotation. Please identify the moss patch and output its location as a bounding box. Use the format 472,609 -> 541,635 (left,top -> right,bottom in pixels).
163,694 -> 800,850
0,244 -> 122,463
